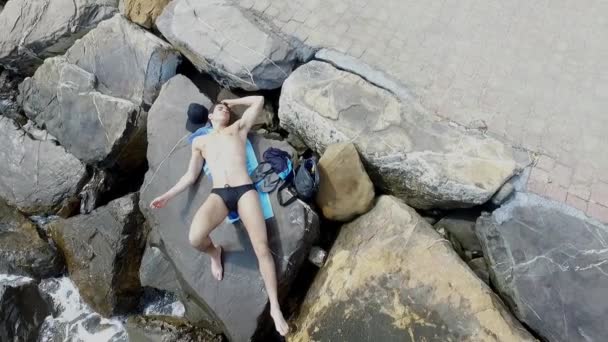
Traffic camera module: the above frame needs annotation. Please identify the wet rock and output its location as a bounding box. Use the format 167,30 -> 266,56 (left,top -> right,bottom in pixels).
140,75 -> 320,341
19,14 -> 179,171
123,0 -> 171,29
279,61 -> 518,210
315,142 -> 374,222
434,212 -> 482,261
0,0 -> 117,75
477,192 -> 608,342
48,193 -> 147,316
0,199 -> 63,278
156,0 -> 306,90
126,315 -> 224,342
291,196 -> 534,342
0,275 -> 52,342
0,116 -> 87,215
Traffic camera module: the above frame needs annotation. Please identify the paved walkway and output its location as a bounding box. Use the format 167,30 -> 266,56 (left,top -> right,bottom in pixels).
237,0 -> 608,223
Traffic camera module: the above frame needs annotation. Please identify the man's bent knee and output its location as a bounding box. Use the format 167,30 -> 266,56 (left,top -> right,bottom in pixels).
189,221 -> 213,251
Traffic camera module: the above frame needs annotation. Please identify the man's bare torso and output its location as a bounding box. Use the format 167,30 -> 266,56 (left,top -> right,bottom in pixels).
192,123 -> 251,188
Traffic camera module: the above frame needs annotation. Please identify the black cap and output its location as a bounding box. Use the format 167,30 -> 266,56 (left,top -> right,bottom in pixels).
186,103 -> 209,132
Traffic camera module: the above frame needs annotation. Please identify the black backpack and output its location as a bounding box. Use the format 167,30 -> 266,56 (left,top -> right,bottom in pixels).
278,156 -> 320,206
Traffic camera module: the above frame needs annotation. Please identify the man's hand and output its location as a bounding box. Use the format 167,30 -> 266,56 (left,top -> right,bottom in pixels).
150,195 -> 169,209
221,99 -> 236,109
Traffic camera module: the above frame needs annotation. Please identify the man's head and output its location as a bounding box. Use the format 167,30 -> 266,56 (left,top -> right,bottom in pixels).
208,102 -> 233,127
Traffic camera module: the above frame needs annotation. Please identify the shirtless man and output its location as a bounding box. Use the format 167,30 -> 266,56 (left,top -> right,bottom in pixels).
149,96 -> 290,336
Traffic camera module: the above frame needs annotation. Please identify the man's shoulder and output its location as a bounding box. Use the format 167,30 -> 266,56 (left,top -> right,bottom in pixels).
191,134 -> 209,148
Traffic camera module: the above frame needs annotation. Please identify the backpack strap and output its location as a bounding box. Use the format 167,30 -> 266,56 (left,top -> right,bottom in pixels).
277,180 -> 298,207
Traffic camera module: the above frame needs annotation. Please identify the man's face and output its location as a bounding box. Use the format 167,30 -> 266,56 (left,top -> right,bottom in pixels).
211,104 -> 230,124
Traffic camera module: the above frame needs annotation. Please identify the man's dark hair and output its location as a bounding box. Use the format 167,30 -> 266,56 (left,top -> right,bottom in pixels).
210,102 -> 234,116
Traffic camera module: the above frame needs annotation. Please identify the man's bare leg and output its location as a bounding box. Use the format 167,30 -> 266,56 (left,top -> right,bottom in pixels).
189,194 -> 229,280
237,190 -> 290,336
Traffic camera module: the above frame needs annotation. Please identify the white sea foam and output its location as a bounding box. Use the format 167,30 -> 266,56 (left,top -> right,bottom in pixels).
37,277 -> 128,342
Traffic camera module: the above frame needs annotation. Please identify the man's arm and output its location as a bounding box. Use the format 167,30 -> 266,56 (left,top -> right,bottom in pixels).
223,96 -> 264,133
150,144 -> 204,209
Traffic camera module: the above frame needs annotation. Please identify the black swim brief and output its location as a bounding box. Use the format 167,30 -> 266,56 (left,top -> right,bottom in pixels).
211,183 -> 256,212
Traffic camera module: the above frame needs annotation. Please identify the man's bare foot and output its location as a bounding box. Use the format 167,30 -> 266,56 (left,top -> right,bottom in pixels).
270,307 -> 290,336
210,246 -> 223,281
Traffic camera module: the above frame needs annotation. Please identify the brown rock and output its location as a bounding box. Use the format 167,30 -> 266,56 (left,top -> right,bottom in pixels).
315,143 -> 374,221
290,196 -> 535,342
0,199 -> 63,278
123,0 -> 172,29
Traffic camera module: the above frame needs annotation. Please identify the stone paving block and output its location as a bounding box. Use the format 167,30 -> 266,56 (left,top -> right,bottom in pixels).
590,181 -> 608,207
526,179 -> 547,196
545,183 -> 567,203
568,183 -> 591,201
551,163 -> 573,188
587,202 -> 608,223
264,5 -> 279,17
239,0 -> 255,9
535,155 -> 555,171
572,165 -> 595,183
566,193 -> 588,213
291,28 -> 310,43
529,167 -> 551,184
282,20 -> 300,35
291,7 -> 310,23
348,42 -> 367,58
303,14 -> 322,30
252,0 -> 270,13
333,22 -> 350,35
277,9 -> 293,23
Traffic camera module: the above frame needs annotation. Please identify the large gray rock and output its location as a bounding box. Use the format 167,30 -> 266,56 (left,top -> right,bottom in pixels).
156,0 -> 304,91
0,0 -> 117,75
0,199 -> 63,278
19,14 -> 179,170
140,75 -> 320,341
0,276 -> 52,342
19,57 -> 143,169
48,193 -> 147,316
0,116 -> 88,215
291,196 -> 534,342
477,192 -> 608,342
279,61 -> 518,210
62,14 -> 180,107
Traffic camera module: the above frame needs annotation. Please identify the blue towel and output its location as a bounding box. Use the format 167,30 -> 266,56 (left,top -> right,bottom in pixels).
189,126 -> 274,223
